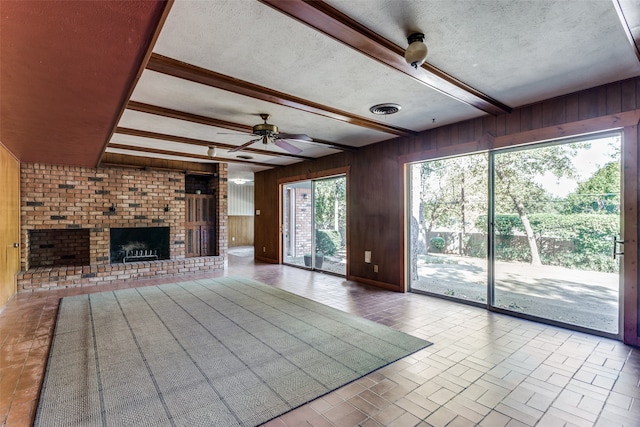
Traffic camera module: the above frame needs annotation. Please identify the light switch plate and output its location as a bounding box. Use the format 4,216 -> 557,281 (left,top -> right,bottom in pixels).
365,251 -> 371,263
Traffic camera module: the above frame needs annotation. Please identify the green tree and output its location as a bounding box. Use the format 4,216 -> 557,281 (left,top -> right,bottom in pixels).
494,143 -> 582,266
314,177 -> 346,243
417,154 -> 487,254
563,161 -> 620,214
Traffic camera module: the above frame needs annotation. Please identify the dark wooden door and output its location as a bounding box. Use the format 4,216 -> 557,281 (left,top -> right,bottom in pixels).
185,194 -> 216,257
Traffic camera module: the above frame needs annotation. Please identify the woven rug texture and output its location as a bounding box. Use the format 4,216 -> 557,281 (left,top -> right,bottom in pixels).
35,276 -> 431,426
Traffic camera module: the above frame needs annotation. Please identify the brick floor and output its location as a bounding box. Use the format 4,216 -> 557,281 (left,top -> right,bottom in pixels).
1,251 -> 639,426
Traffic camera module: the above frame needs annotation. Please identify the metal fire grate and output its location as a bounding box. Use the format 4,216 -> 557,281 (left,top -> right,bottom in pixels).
123,249 -> 158,263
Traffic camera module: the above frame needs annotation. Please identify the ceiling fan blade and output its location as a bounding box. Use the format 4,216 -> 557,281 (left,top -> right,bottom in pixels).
228,138 -> 260,153
274,139 -> 303,154
277,133 -> 312,142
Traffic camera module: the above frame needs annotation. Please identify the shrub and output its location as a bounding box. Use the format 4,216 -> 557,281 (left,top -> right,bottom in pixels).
429,236 -> 445,252
316,229 -> 341,256
475,213 -> 619,272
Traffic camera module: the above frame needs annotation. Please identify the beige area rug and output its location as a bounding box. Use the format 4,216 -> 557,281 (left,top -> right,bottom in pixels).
35,276 -> 431,426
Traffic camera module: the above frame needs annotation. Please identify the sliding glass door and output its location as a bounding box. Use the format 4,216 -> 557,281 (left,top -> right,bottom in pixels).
282,175 -> 346,275
409,154 -> 488,303
492,138 -> 621,333
408,133 -> 621,334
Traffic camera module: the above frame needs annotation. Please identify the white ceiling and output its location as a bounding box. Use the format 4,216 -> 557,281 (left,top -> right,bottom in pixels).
105,0 -> 640,181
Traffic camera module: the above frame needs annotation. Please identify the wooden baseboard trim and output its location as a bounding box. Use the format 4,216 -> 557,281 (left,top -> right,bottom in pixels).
348,275 -> 403,292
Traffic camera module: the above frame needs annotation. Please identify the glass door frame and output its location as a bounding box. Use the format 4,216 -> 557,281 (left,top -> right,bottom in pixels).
488,133 -> 622,338
278,167 -> 350,276
404,127 -> 633,341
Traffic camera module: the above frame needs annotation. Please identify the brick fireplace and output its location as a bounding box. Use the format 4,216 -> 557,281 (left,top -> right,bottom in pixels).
110,227 -> 170,264
17,163 -> 228,291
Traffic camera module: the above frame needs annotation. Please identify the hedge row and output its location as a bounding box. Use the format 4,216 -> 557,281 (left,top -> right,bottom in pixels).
472,213 -> 619,272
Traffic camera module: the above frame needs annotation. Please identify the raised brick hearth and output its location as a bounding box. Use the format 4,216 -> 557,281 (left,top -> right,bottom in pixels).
17,163 -> 228,291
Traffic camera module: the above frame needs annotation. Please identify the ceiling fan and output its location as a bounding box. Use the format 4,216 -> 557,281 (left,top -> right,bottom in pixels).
227,114 -> 312,154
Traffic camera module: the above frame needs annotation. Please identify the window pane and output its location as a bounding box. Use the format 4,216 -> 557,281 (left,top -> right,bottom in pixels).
492,136 -> 620,333
409,154 -> 488,303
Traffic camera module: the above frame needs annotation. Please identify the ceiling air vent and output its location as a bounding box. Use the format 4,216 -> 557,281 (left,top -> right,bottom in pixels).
369,103 -> 401,115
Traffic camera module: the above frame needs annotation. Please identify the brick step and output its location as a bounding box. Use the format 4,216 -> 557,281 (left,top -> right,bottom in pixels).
17,256 -> 226,291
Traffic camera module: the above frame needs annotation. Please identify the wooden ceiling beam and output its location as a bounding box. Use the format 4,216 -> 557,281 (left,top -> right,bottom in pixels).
146,53 -> 414,137
127,101 -> 253,133
114,127 -> 315,160
126,101 -> 358,152
259,0 -> 511,116
107,143 -> 279,168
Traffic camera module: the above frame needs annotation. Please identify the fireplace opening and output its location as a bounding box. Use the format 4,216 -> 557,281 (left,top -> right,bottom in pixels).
28,229 -> 90,268
110,227 -> 170,264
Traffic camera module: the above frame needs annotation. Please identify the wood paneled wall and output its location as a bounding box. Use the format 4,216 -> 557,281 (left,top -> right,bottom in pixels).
255,77 -> 640,341
229,216 -> 254,247
0,142 -> 20,306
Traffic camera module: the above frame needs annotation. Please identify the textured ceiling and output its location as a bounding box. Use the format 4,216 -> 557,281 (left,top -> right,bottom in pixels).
1,0 -> 639,180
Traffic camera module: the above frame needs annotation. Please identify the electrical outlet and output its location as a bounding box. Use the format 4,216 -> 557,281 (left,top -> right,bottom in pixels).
263,246 -> 266,253
232,237 -> 235,241
374,265 -> 379,273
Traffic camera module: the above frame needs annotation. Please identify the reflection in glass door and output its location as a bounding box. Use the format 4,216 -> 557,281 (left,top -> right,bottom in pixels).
282,180 -> 312,269
492,137 -> 621,333
282,175 -> 346,276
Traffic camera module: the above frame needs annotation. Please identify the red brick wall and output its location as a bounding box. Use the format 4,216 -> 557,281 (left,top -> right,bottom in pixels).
18,163 -> 228,290
217,164 -> 228,263
295,188 -> 313,256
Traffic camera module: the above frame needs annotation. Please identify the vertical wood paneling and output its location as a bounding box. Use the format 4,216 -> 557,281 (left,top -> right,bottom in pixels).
565,93 -> 580,123
449,124 -> 459,147
621,79 -> 637,111
505,108 -> 521,135
436,126 -> 452,148
607,84 -> 623,114
530,102 -> 543,130
597,86 -> 608,117
457,121 -> 472,143
579,87 -> 600,120
542,97 -> 566,127
229,216 -> 254,246
495,113 -> 506,136
473,117 -> 484,140
254,168 -> 279,262
0,143 -> 20,306
519,106 -> 533,131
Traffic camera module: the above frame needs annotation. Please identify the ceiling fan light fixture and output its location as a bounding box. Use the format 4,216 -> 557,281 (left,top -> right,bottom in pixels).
405,32 -> 428,69
369,103 -> 402,115
253,114 -> 278,138
207,146 -> 217,157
